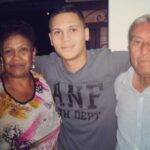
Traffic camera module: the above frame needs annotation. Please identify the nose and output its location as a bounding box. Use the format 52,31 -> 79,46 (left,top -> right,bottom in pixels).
141,42 -> 150,54
13,50 -> 20,59
62,31 -> 70,42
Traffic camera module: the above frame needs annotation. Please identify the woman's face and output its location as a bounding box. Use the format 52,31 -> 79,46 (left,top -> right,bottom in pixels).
2,34 -> 36,78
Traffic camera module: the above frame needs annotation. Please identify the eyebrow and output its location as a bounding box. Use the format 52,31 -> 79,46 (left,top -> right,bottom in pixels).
51,24 -> 80,31
3,44 -> 31,49
131,35 -> 150,39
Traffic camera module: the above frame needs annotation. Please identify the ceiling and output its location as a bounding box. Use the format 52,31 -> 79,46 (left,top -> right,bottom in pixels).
0,0 -> 107,12
0,0 -> 25,4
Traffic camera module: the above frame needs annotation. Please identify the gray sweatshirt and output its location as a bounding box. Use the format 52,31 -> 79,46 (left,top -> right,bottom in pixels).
35,48 -> 130,150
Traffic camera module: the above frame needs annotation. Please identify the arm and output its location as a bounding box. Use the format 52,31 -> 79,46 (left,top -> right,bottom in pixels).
108,51 -> 130,78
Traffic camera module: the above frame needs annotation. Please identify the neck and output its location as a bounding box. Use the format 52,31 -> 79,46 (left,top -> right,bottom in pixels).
62,51 -> 87,73
133,73 -> 150,92
2,72 -> 34,102
2,72 -> 32,88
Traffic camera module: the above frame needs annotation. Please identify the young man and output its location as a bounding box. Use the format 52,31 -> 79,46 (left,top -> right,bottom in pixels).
115,14 -> 150,150
35,4 -> 130,150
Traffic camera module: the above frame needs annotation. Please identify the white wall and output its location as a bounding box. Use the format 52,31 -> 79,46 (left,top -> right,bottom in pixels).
109,0 -> 150,51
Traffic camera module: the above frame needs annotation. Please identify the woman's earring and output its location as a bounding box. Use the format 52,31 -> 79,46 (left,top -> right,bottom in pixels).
32,60 -> 35,69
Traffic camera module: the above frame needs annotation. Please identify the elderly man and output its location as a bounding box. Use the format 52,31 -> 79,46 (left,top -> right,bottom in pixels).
115,14 -> 150,150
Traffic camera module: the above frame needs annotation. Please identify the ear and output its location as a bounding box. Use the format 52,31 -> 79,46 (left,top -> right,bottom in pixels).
48,33 -> 53,46
0,57 -> 3,65
0,57 -> 3,73
85,27 -> 89,41
128,44 -> 131,52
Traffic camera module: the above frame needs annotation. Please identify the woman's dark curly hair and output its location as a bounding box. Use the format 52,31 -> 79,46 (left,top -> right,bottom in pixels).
0,20 -> 35,55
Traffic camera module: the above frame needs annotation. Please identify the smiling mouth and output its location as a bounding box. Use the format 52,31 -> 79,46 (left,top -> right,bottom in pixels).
62,45 -> 74,50
10,64 -> 24,68
140,59 -> 150,63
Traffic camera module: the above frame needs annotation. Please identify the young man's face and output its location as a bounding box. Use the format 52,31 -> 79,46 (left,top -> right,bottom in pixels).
129,22 -> 150,78
49,12 -> 89,62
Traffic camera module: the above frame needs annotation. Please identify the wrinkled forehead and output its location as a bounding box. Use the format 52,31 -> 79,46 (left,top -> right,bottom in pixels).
129,22 -> 150,40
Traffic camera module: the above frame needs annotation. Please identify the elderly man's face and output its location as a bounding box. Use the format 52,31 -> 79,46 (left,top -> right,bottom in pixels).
129,22 -> 150,78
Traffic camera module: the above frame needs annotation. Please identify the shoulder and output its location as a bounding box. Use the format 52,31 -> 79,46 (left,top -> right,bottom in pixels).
114,67 -> 132,93
32,70 -> 43,78
107,50 -> 129,62
87,48 -> 128,60
108,50 -> 130,76
34,52 -> 61,73
32,70 -> 53,94
115,67 -> 133,85
35,52 -> 59,64
32,71 -> 48,86
32,71 -> 48,84
88,48 -> 130,67
87,48 -> 112,64
87,48 -> 111,56
115,71 -> 127,86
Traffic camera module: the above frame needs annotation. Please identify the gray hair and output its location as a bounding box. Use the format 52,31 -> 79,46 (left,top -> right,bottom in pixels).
128,14 -> 150,43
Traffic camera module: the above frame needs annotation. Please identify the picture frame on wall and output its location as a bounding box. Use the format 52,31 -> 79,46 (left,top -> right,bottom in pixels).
82,9 -> 108,49
82,9 -> 107,23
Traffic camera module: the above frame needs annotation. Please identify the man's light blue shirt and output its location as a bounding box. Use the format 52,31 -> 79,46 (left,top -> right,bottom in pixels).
115,67 -> 150,150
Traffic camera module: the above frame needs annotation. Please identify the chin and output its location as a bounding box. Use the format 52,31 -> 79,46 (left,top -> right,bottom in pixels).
8,72 -> 29,78
139,71 -> 150,78
61,55 -> 76,61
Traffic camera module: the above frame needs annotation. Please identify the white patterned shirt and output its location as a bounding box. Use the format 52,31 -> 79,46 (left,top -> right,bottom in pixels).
0,71 -> 60,150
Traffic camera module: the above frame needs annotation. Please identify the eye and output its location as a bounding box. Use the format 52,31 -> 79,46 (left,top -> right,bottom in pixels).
20,47 -> 30,52
53,30 -> 62,36
19,46 -> 31,54
70,28 -> 77,32
132,38 -> 142,46
3,49 -> 14,56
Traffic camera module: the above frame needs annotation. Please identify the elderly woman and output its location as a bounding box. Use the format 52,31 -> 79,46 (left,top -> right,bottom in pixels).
0,20 -> 60,150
